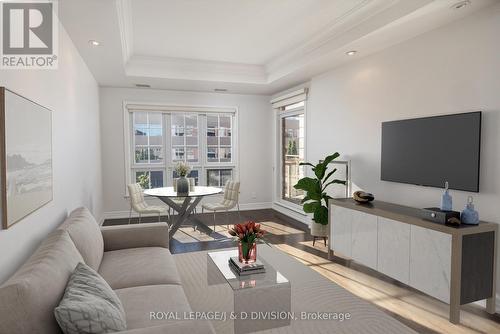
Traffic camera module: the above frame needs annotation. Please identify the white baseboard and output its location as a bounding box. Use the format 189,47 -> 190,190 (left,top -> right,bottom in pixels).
238,202 -> 272,211
97,215 -> 105,226
102,202 -> 272,221
272,202 -> 308,225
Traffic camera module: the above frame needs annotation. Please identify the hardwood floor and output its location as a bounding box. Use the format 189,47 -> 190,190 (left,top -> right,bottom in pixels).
103,209 -> 500,334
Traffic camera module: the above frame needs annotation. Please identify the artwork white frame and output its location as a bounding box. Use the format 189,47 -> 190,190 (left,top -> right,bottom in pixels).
0,87 -> 53,229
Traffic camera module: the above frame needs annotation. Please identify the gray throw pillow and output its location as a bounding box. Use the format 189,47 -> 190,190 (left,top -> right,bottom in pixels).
54,262 -> 127,334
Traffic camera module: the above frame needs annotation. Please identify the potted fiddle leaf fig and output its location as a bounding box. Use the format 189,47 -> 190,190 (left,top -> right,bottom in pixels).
294,153 -> 346,239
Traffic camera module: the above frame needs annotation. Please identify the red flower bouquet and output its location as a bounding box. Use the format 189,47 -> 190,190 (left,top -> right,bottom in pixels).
228,221 -> 266,263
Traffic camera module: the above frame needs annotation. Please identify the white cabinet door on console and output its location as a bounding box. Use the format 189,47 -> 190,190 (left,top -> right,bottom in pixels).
351,211 -> 378,270
331,205 -> 352,257
377,217 -> 410,284
410,225 -> 452,304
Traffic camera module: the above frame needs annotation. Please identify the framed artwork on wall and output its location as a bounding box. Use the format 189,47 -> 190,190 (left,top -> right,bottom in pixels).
0,87 -> 53,229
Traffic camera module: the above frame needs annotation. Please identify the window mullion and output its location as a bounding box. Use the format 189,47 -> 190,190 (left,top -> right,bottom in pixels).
200,114 -> 206,185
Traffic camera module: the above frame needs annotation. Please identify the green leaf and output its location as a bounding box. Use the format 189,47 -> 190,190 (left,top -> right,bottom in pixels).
323,168 -> 337,183
314,163 -> 326,179
308,190 -> 322,201
301,195 -> 311,204
323,179 -> 346,191
299,162 -> 315,168
303,201 -> 320,213
323,152 -> 340,166
313,205 -> 329,225
294,177 -> 317,191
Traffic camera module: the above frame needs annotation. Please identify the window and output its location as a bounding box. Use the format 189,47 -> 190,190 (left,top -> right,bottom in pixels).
126,107 -> 237,189
281,112 -> 305,204
132,112 -> 165,189
206,115 -> 232,163
134,112 -> 163,164
135,170 -> 164,189
207,169 -> 233,187
272,88 -> 307,206
171,114 -> 199,163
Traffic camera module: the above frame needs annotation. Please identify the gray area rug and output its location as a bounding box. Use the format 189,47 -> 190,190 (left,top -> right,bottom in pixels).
174,246 -> 417,334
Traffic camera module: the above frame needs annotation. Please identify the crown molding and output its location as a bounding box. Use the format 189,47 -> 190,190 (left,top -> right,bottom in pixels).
125,55 -> 268,84
116,0 -> 134,65
266,0 -> 433,82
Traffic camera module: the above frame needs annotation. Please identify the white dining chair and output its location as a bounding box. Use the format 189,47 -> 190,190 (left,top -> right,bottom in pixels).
127,183 -> 168,224
201,180 -> 240,231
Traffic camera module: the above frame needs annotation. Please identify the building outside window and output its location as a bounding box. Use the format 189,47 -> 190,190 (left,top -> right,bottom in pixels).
127,108 -> 237,190
207,169 -> 233,187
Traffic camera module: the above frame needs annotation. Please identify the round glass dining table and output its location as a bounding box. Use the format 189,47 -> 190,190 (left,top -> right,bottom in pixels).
144,186 -> 222,239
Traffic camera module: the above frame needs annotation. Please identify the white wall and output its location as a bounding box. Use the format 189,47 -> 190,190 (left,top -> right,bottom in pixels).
0,27 -> 102,283
99,87 -> 273,216
306,5 -> 500,305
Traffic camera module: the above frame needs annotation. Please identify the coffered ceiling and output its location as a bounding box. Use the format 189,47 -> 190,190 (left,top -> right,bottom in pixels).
59,0 -> 496,94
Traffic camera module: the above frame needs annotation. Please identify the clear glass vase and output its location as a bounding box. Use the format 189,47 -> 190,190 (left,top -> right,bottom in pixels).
238,241 -> 257,264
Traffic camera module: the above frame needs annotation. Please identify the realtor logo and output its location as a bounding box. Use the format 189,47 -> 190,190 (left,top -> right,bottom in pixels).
1,1 -> 58,69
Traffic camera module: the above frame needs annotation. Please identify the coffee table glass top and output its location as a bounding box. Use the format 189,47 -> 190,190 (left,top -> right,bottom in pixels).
207,248 -> 289,291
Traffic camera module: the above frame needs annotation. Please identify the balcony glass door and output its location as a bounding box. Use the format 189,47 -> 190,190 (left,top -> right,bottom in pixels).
281,112 -> 305,204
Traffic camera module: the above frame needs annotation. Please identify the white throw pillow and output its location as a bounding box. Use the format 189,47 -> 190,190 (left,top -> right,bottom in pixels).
54,262 -> 127,334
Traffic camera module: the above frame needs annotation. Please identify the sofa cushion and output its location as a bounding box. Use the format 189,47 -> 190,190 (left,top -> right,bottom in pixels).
54,262 -> 127,334
0,230 -> 83,334
115,285 -> 191,330
59,207 -> 104,271
98,247 -> 182,290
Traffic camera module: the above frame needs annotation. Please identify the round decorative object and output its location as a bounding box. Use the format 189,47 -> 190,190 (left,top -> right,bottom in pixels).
353,191 -> 375,204
176,177 -> 190,196
461,196 -> 479,225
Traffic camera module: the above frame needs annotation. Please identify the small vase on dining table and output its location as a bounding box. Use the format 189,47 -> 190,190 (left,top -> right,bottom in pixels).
176,176 -> 189,196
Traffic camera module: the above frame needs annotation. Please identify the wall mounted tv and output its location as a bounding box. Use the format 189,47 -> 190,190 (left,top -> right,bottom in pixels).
381,112 -> 481,192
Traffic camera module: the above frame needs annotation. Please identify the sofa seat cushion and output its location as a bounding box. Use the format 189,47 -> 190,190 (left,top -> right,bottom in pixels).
0,230 -> 83,334
98,247 -> 182,290
115,285 -> 191,329
58,207 -> 104,271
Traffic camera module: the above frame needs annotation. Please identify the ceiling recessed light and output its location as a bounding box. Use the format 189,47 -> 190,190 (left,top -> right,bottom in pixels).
346,50 -> 357,56
135,83 -> 151,88
214,88 -> 228,92
88,40 -> 100,46
451,0 -> 471,10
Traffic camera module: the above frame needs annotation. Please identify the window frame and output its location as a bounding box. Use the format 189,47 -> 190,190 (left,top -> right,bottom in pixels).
123,102 -> 238,194
276,103 -> 306,209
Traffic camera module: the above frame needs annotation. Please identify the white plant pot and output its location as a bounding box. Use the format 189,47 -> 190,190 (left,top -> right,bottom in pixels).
310,221 -> 329,237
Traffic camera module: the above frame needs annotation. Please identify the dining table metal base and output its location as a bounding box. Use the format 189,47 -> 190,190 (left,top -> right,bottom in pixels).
156,196 -> 213,239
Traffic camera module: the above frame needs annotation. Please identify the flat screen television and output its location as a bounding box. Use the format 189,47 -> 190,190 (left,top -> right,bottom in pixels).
381,112 -> 481,192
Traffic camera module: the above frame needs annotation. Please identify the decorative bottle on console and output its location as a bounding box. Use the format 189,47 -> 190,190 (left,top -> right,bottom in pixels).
440,181 -> 453,211
461,196 -> 479,225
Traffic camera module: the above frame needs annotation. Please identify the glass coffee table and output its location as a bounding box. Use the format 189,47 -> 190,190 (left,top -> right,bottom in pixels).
207,248 -> 291,334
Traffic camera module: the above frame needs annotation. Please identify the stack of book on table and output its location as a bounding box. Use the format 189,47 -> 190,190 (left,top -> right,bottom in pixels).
229,257 -> 265,276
